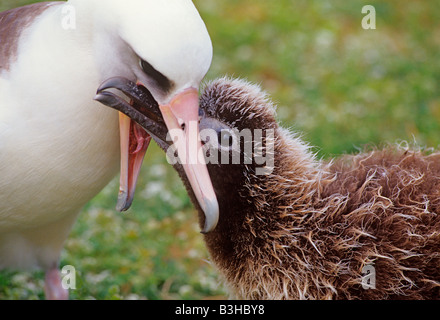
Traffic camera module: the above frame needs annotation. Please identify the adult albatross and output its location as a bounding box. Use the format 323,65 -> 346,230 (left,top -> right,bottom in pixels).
0,0 -> 218,299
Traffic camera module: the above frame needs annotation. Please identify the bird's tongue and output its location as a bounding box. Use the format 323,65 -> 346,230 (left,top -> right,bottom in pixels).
117,112 -> 151,211
130,119 -> 150,154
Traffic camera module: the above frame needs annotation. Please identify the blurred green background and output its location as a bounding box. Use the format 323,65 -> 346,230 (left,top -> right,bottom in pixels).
1,0 -> 439,299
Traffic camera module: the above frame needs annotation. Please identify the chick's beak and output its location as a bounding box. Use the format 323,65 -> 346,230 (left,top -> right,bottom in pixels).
160,89 -> 219,233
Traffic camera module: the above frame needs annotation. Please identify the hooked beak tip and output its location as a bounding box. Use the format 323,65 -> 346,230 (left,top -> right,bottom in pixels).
116,190 -> 132,212
200,197 -> 220,234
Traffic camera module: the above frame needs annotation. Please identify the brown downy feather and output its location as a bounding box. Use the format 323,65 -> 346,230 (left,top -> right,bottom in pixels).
198,77 -> 440,300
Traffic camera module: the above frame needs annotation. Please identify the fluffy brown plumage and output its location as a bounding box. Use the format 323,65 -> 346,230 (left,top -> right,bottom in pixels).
97,76 -> 440,300
198,78 -> 440,300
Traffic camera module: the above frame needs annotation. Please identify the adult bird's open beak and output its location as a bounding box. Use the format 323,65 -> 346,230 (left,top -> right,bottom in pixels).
159,89 -> 219,233
94,78 -> 152,212
95,78 -> 219,233
117,113 -> 151,211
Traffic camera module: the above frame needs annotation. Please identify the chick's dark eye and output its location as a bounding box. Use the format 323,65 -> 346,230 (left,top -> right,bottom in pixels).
139,59 -> 173,93
218,130 -> 234,148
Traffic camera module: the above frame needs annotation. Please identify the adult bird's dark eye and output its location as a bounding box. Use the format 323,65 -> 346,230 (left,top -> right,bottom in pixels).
140,59 -> 173,92
140,59 -> 153,75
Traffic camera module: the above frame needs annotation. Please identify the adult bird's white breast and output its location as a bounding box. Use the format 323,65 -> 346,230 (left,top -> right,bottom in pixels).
0,1 -> 120,269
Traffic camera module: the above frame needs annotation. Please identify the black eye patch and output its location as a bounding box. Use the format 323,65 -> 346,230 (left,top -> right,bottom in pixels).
140,59 -> 174,93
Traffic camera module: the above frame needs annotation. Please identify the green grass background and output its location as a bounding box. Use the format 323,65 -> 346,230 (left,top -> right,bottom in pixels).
1,0 -> 439,299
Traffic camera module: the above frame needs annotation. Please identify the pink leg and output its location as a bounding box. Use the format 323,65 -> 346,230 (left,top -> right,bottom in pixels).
44,267 -> 69,300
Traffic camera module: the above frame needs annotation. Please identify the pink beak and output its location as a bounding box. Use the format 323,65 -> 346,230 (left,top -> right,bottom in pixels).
117,112 -> 151,211
160,88 -> 219,233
